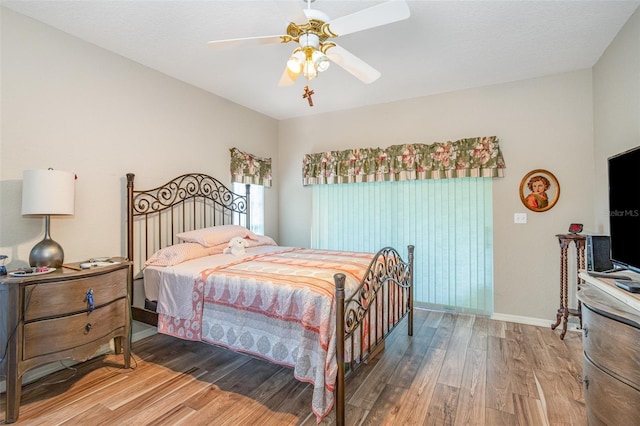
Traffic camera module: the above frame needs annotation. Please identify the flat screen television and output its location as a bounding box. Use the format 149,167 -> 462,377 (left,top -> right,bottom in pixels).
608,145 -> 640,274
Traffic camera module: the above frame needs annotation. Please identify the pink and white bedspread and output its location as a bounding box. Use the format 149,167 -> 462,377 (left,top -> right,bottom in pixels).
155,246 -> 375,421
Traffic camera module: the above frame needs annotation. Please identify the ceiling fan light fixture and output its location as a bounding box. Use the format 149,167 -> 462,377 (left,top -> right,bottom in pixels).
286,50 -> 305,74
312,50 -> 330,72
286,57 -> 301,74
302,59 -> 318,80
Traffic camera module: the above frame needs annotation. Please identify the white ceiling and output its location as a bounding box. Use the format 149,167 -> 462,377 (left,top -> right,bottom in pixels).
3,0 -> 639,120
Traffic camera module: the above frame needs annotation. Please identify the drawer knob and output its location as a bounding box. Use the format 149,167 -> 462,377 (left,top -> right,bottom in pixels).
583,325 -> 588,337
584,376 -> 589,390
84,323 -> 93,334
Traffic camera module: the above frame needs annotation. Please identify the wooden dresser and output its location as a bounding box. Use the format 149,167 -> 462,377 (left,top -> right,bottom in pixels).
578,272 -> 640,425
0,261 -> 132,423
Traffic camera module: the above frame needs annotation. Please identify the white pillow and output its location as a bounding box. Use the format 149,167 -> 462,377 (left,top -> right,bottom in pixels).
144,242 -> 226,267
176,224 -> 254,247
244,235 -> 277,247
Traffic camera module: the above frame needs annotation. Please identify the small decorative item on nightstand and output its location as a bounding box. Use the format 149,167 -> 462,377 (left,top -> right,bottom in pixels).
0,255 -> 7,275
569,223 -> 583,234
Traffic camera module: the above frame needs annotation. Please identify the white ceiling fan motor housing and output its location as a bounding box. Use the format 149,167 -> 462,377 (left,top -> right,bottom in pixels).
299,33 -> 320,49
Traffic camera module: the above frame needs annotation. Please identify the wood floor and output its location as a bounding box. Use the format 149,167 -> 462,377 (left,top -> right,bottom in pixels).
1,308 -> 585,425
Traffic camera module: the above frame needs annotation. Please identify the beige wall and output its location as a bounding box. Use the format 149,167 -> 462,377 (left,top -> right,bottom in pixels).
0,8 -> 279,267
279,70 -> 595,323
593,7 -> 640,231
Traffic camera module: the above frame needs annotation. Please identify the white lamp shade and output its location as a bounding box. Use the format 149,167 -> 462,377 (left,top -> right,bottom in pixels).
22,169 -> 76,215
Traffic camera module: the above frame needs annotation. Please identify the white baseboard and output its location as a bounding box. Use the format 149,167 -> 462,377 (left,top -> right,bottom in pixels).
491,312 -> 582,332
131,321 -> 157,342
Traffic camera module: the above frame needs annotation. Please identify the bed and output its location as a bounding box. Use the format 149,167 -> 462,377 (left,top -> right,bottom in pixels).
126,172 -> 414,424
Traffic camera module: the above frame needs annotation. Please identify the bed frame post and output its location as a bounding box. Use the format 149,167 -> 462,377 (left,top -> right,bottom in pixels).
126,173 -> 136,323
408,245 -> 415,337
126,173 -> 135,277
334,273 -> 346,426
245,183 -> 251,230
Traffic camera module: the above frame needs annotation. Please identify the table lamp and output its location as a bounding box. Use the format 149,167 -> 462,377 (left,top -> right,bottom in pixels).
21,169 -> 76,267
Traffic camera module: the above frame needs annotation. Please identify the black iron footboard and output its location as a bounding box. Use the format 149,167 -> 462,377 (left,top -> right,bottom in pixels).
334,245 -> 414,425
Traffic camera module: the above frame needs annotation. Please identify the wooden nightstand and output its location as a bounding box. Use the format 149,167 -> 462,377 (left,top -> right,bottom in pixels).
0,260 -> 131,423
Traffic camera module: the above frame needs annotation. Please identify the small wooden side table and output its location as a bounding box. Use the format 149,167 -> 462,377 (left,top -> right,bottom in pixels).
552,233 -> 586,339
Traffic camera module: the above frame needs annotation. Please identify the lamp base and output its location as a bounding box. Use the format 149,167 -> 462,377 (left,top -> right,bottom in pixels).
29,237 -> 64,268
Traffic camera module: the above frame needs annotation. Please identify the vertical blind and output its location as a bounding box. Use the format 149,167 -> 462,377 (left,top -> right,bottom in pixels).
311,178 -> 493,315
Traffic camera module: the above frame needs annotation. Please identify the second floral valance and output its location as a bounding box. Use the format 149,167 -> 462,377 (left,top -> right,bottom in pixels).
302,136 -> 506,185
230,147 -> 272,188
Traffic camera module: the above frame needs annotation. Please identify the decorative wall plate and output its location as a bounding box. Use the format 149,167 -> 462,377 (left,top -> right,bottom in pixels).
519,169 -> 560,212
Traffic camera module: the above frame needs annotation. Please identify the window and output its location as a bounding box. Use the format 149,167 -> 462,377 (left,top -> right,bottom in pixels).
234,183 -> 264,235
311,178 -> 493,315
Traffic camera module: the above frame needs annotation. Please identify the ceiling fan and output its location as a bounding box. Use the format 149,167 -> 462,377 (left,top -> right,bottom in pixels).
207,0 -> 411,88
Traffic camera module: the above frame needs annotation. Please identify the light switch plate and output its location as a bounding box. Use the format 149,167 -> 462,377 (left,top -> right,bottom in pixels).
514,213 -> 527,224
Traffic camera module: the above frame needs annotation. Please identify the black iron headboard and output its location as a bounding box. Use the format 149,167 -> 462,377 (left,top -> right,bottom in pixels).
126,172 -> 249,324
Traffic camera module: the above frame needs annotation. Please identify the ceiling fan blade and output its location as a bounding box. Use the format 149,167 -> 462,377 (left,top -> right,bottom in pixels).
274,0 -> 308,26
327,0 -> 410,37
207,35 -> 285,49
326,45 -> 381,84
278,66 -> 301,87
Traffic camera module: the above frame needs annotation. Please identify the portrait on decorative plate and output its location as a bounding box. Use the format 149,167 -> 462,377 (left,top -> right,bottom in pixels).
519,169 -> 560,212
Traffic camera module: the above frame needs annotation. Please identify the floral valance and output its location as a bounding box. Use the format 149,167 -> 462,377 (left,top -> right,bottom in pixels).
230,147 -> 272,188
302,136 -> 506,186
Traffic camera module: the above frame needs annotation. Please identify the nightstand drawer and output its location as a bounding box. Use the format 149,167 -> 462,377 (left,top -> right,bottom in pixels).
23,298 -> 127,360
584,354 -> 640,425
583,305 -> 640,389
24,268 -> 128,320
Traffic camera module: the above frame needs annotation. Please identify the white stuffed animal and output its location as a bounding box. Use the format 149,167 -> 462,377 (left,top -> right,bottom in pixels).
223,236 -> 248,256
